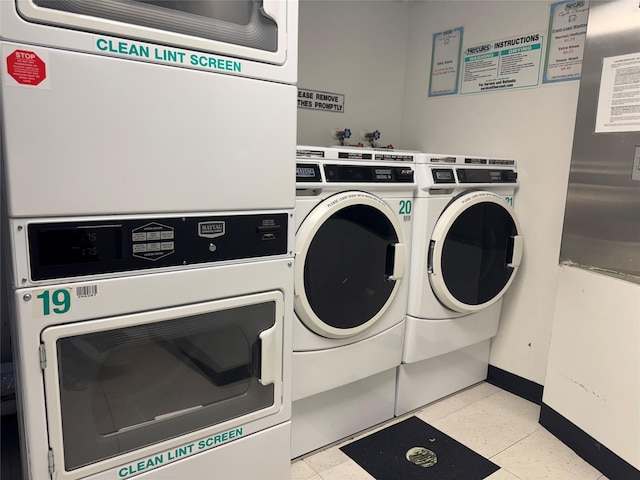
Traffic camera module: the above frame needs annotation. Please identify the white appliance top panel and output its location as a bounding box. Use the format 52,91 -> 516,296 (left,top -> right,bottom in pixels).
414,160 -> 518,194
414,153 -> 516,166
296,145 -> 420,163
295,160 -> 416,192
1,44 -> 297,217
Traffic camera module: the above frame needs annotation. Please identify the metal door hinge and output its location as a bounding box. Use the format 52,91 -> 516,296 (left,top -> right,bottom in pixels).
48,449 -> 54,474
39,345 -> 47,370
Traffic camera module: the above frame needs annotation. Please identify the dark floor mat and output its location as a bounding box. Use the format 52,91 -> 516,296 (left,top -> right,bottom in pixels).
1,414 -> 23,480
340,416 -> 500,480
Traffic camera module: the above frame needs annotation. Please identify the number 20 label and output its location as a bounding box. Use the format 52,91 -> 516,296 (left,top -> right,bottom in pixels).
399,200 -> 412,215
34,289 -> 72,317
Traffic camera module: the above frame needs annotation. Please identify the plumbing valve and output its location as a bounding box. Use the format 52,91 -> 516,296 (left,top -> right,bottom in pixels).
333,128 -> 352,146
363,129 -> 381,147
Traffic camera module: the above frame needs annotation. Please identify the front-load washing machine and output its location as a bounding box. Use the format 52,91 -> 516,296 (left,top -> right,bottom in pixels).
396,154 -> 523,415
291,146 -> 416,457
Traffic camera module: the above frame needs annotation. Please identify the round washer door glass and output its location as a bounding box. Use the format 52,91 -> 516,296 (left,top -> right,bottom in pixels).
295,191 -> 406,339
429,191 -> 523,313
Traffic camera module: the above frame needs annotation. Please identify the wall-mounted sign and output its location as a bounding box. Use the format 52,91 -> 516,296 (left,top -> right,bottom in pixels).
595,52 -> 640,133
297,88 -> 345,113
461,32 -> 544,95
543,0 -> 589,83
429,27 -> 464,97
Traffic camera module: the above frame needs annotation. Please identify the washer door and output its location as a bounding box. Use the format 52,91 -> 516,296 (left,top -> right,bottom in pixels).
295,191 -> 405,339
428,191 -> 523,313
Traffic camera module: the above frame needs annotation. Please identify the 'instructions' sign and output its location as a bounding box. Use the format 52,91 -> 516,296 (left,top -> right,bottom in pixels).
298,88 -> 345,113
461,32 -> 544,94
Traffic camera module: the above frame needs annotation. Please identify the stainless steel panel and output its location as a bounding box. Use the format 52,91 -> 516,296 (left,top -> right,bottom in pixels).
560,0 -> 640,283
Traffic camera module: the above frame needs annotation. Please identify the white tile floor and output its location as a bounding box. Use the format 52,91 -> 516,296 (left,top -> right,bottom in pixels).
291,382 -> 609,480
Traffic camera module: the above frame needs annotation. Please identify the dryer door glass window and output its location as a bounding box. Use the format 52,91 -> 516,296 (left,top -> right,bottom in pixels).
48,299 -> 278,471
28,0 -> 278,52
303,205 -> 398,329
440,202 -> 517,305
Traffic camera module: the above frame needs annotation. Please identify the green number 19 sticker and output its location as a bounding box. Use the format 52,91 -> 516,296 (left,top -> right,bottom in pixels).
35,289 -> 72,316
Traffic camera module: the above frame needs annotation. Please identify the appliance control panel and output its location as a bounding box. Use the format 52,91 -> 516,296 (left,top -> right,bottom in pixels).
457,168 -> 517,183
27,213 -> 288,281
431,168 -> 517,184
324,164 -> 414,183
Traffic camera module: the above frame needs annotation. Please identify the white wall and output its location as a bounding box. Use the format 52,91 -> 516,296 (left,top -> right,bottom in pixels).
297,1 -> 636,396
400,0 -> 581,385
296,0 -> 410,148
297,0 -> 640,466
543,266 -> 640,469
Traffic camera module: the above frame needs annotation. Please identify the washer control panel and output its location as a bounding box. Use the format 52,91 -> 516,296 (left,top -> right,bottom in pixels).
431,168 -> 517,184
457,168 -> 517,183
324,164 -> 414,183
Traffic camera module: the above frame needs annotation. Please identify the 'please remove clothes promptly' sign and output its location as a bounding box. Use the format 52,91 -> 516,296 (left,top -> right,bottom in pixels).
297,88 -> 345,113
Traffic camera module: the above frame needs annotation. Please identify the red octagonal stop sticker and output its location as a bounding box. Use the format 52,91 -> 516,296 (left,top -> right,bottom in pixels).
6,49 -> 46,86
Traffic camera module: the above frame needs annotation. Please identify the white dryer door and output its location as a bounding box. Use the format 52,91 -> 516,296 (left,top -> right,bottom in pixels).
295,191 -> 405,339
17,0 -> 288,64
40,291 -> 284,479
429,191 -> 523,314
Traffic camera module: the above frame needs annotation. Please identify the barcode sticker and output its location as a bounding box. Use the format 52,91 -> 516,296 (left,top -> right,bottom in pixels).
76,285 -> 98,298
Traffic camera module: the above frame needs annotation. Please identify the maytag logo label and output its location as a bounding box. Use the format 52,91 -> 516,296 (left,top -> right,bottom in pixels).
198,221 -> 225,239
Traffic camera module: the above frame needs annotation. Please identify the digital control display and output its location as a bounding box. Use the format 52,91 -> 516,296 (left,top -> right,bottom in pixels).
296,166 -> 317,178
457,168 -> 517,183
375,168 -> 392,180
465,158 -> 487,164
432,169 -> 456,184
36,226 -> 123,266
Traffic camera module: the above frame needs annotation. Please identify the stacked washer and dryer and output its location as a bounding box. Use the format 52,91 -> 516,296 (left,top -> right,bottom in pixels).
1,1 -> 298,479
396,153 -> 523,415
291,146 -> 418,458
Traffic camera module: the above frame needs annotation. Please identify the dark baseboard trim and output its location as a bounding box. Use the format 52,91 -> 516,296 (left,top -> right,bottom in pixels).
486,365 -> 543,405
540,403 -> 640,480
